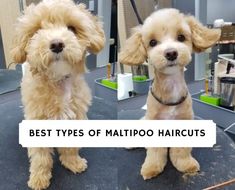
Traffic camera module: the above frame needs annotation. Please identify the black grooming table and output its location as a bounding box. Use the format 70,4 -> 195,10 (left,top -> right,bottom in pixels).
0,90 -> 118,190
0,90 -> 235,190
118,109 -> 235,190
0,68 -> 22,95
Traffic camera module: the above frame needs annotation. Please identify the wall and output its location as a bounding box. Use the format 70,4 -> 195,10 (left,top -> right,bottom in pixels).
207,0 -> 235,24
173,0 -> 194,14
173,0 -> 196,83
78,0 -> 112,68
0,0 -> 21,68
75,0 -> 98,70
97,0 -> 111,67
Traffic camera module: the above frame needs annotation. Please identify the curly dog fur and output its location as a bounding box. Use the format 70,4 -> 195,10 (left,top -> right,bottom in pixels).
119,8 -> 220,180
11,0 -> 105,189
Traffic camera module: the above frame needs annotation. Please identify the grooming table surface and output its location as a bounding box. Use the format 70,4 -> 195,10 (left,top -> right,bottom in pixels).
0,69 -> 22,95
0,91 -> 235,190
0,90 -> 117,190
118,109 -> 235,190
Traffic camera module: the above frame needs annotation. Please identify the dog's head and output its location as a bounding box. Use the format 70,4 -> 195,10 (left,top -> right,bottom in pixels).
119,8 -> 221,75
11,0 -> 105,79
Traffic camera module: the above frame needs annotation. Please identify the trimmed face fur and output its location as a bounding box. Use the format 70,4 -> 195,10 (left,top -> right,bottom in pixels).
11,0 -> 105,81
119,8 -> 221,75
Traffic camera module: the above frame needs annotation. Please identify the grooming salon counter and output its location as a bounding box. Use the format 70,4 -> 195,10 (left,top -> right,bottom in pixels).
192,92 -> 235,134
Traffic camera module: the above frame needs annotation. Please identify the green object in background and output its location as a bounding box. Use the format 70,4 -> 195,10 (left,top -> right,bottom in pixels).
133,75 -> 148,82
101,79 -> 117,90
200,94 -> 220,106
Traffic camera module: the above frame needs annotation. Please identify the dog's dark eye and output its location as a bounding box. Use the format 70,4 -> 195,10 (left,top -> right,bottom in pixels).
68,25 -> 76,34
177,34 -> 186,42
149,39 -> 157,47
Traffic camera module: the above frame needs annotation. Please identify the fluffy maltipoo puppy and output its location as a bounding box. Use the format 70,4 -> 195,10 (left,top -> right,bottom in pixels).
11,0 -> 105,189
119,9 -> 220,180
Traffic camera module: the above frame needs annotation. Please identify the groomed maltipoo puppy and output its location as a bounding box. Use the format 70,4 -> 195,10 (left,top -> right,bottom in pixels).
11,0 -> 105,189
119,9 -> 220,180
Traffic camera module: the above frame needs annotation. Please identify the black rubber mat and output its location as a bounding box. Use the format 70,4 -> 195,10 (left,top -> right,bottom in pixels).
0,91 -> 235,190
0,91 -> 117,190
0,69 -> 22,95
118,109 -> 235,190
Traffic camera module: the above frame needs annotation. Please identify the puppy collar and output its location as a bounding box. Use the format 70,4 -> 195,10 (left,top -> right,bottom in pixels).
150,86 -> 188,106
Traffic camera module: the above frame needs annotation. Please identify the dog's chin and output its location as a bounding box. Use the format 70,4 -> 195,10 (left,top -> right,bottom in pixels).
161,66 -> 180,75
53,53 -> 63,62
161,58 -> 190,75
158,61 -> 183,75
48,59 -> 73,81
167,62 -> 177,67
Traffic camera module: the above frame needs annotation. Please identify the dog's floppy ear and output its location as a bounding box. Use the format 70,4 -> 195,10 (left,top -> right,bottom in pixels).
185,16 -> 221,53
11,4 -> 41,63
77,4 -> 105,54
119,27 -> 147,65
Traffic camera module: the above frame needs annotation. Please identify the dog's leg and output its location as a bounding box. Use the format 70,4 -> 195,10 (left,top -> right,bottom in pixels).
141,148 -> 168,180
28,148 -> 53,190
169,148 -> 200,173
57,148 -> 87,174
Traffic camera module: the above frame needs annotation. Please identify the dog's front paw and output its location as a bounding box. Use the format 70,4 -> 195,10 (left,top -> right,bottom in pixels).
62,157 -> 88,174
141,162 -> 164,180
171,156 -> 200,173
28,174 -> 51,190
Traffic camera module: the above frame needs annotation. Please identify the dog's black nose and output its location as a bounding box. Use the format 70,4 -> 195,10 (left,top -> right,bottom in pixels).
164,48 -> 178,61
50,40 -> 65,53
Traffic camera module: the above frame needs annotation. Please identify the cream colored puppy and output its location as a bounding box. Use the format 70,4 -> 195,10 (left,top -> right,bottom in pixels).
119,9 -> 220,180
11,0 -> 105,189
